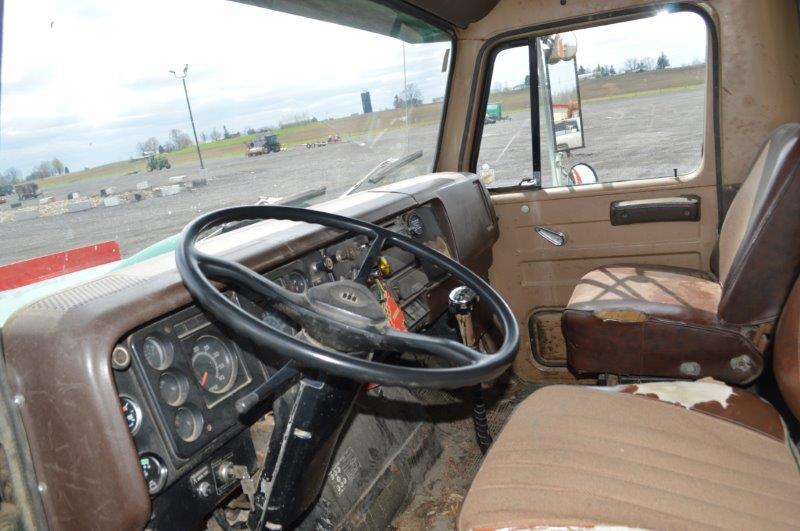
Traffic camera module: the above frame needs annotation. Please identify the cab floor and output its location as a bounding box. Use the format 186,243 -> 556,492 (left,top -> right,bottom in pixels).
390,375 -> 539,530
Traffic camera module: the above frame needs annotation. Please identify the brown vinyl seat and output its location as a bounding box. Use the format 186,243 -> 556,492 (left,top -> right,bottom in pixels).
563,123 -> 800,384
459,276 -> 800,531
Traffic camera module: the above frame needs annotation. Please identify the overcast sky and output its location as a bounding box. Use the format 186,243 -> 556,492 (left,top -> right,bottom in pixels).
491,10 -> 707,88
0,0 -> 450,173
0,3 -> 705,174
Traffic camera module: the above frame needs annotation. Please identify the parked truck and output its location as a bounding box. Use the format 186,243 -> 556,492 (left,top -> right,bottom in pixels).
485,102 -> 506,124
14,183 -> 42,200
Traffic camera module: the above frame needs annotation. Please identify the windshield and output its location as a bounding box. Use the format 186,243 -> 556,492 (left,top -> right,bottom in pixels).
0,0 -> 452,270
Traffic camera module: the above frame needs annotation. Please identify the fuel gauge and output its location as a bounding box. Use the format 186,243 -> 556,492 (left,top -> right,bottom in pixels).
139,454 -> 167,495
120,396 -> 141,434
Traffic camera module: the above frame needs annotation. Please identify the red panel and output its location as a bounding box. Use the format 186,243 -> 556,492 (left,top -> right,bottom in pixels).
0,241 -> 121,291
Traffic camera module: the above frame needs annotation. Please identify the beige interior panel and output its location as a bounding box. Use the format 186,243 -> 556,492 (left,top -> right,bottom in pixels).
431,0 -> 800,382
490,182 -> 718,381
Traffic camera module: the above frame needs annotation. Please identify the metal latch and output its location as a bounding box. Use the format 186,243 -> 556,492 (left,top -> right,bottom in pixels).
534,226 -> 567,246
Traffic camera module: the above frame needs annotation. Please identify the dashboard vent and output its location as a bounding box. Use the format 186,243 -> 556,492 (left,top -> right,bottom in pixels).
30,275 -> 146,311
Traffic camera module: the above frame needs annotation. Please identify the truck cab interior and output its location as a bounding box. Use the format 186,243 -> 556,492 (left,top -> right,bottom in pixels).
0,1 -> 799,530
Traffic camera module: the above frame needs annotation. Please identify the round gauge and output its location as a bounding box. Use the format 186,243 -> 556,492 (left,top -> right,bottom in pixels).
120,396 -> 141,434
191,335 -> 238,395
142,336 -> 173,370
173,406 -> 204,442
139,454 -> 167,494
158,372 -> 189,407
284,271 -> 308,293
261,308 -> 297,335
407,213 -> 425,238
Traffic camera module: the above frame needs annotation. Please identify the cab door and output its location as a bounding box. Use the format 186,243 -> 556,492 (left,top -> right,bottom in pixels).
471,9 -> 719,382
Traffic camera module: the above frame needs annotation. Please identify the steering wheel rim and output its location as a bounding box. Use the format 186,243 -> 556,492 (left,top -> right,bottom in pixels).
176,205 -> 519,389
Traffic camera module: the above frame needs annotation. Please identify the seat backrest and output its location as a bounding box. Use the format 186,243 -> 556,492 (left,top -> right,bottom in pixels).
717,123 -> 800,324
774,273 -> 800,419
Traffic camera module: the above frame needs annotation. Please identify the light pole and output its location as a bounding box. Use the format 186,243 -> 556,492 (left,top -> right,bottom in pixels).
169,64 -> 204,169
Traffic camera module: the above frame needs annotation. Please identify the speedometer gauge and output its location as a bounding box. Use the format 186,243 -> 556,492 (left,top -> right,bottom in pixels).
191,335 -> 238,395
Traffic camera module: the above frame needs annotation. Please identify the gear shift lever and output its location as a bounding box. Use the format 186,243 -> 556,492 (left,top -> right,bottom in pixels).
449,286 -> 477,346
449,286 -> 493,454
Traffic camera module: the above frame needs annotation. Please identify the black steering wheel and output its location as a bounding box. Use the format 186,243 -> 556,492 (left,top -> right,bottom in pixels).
175,206 -> 519,389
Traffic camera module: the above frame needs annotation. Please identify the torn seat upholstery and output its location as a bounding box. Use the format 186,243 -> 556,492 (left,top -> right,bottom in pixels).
459,264 -> 800,531
563,123 -> 800,384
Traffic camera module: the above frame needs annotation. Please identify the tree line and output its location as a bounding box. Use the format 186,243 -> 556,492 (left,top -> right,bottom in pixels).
135,129 -> 195,156
578,52 -> 674,78
0,157 -> 69,186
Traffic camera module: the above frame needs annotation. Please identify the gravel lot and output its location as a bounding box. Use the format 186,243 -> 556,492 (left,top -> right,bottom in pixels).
478,87 -> 704,187
0,89 -> 703,265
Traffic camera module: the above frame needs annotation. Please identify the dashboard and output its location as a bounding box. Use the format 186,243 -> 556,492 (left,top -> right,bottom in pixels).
111,203 -> 461,527
2,173 -> 499,530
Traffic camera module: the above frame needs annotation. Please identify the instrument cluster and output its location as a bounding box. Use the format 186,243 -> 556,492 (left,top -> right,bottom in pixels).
113,204 -> 451,510
113,302 -> 269,501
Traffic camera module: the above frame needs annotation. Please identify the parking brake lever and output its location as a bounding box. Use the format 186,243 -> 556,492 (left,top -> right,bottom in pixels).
448,287 -> 493,454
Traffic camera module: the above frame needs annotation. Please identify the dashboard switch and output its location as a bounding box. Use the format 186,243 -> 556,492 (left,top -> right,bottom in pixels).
217,461 -> 248,482
195,481 -> 212,498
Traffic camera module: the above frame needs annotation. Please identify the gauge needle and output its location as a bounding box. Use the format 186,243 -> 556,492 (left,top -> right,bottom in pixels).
200,371 -> 208,388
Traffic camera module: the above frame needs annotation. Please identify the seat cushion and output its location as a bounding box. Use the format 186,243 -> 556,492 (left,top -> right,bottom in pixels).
459,384 -> 800,531
563,264 -> 763,383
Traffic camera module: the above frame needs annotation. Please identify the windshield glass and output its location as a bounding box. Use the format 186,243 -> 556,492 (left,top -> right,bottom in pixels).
0,0 -> 452,269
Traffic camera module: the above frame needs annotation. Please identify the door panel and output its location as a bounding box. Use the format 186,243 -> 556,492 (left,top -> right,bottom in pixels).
489,180 -> 718,382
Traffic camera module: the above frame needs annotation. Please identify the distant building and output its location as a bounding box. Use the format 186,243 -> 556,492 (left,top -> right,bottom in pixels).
361,91 -> 373,114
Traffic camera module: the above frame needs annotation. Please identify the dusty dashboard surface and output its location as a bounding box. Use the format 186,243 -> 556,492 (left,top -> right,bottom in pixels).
1,173 -> 498,530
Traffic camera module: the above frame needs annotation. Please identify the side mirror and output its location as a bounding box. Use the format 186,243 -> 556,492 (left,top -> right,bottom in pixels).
541,33 -> 585,154
567,163 -> 598,185
546,32 -> 578,64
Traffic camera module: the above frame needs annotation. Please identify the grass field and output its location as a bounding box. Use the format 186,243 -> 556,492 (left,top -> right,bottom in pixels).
38,64 -> 704,190
485,63 -> 705,113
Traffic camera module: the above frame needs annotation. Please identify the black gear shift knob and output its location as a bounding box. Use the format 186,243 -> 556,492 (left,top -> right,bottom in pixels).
449,286 -> 477,315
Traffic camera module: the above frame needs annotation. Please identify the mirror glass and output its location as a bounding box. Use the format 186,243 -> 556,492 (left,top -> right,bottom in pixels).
568,163 -> 598,185
543,33 -> 585,153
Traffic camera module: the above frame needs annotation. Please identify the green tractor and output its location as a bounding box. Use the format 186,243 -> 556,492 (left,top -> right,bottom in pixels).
146,153 -> 171,171
247,134 -> 282,156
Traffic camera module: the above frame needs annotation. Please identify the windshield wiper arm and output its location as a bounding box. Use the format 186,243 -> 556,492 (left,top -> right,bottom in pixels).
198,186 -> 327,241
341,150 -> 423,198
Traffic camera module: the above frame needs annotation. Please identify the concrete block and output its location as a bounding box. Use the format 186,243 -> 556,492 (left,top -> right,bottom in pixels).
154,185 -> 181,197
14,210 -> 39,221
136,181 -> 150,190
67,191 -> 81,200
168,175 -> 185,184
39,196 -> 55,205
67,200 -> 92,213
103,195 -> 121,207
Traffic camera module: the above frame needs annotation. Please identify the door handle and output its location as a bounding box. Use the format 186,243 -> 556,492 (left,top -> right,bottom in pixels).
534,226 -> 567,246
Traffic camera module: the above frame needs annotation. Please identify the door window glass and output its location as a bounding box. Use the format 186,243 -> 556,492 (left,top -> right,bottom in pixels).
478,10 -> 708,188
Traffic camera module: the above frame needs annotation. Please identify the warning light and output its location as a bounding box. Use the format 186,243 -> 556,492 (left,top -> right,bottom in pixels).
378,256 -> 392,276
